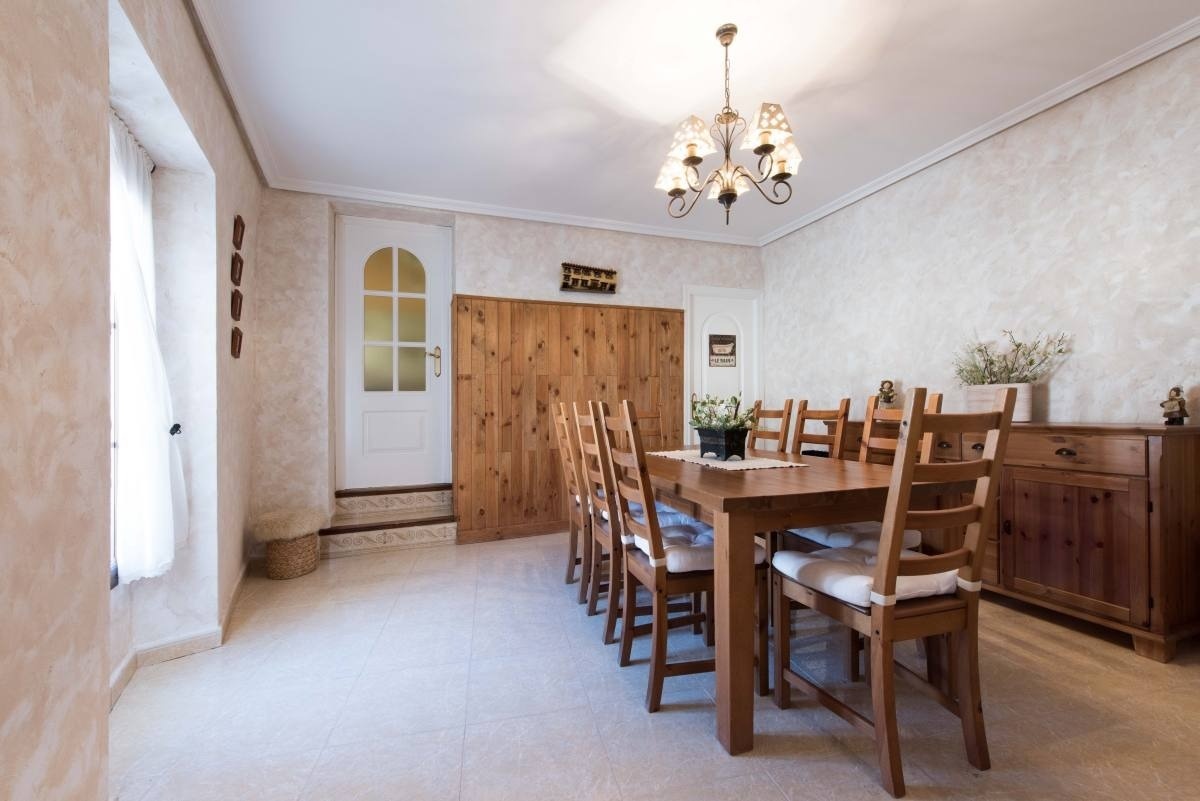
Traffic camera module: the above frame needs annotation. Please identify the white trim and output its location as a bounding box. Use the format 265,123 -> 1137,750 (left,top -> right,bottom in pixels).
869,591 -> 897,607
189,0 -> 283,180
135,627 -> 224,669
220,558 -> 249,640
957,576 -> 984,593
109,648 -> 137,709
649,555 -> 667,568
274,176 -> 761,247
758,16 -> 1200,246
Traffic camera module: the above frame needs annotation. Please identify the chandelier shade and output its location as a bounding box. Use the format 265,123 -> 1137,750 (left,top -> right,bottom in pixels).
666,115 -> 718,163
770,138 -> 803,179
654,156 -> 689,195
741,103 -> 795,154
654,24 -> 800,224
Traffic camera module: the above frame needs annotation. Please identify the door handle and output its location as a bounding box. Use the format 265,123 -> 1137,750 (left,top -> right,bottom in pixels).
426,345 -> 442,378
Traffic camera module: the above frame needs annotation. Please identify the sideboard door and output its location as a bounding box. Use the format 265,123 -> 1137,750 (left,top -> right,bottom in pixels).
1001,466 -> 1150,626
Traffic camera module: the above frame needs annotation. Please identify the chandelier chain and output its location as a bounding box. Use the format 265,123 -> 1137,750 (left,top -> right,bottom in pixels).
723,43 -> 732,113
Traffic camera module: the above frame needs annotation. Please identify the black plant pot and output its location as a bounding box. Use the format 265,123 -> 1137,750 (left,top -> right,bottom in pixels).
695,427 -> 749,461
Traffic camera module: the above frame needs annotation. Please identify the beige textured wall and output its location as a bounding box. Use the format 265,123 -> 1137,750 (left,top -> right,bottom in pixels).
454,213 -> 763,308
762,41 -> 1200,423
252,189 -> 335,517
250,190 -> 762,509
118,0 -> 263,622
0,1 -> 111,798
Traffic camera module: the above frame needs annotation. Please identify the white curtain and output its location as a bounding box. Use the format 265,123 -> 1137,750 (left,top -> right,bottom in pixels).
110,112 -> 188,583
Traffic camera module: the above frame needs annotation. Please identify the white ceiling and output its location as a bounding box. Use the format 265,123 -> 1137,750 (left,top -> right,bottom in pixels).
194,0 -> 1200,246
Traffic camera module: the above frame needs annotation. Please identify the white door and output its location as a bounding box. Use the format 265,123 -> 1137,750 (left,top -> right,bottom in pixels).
683,285 -> 762,446
337,217 -> 452,488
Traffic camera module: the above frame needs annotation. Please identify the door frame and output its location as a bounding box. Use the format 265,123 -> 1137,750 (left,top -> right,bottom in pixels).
333,215 -> 454,489
682,284 -> 763,446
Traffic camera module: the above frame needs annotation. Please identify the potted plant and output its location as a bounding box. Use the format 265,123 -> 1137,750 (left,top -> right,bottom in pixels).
689,394 -> 756,460
953,330 -> 1070,422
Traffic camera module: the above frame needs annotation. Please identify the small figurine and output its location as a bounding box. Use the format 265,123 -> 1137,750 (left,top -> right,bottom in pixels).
1160,386 -> 1189,426
878,380 -> 897,406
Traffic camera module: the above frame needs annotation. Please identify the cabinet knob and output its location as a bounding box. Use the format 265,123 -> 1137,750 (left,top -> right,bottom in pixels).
937,441 -> 952,449
971,442 -> 984,452
1054,447 -> 1077,458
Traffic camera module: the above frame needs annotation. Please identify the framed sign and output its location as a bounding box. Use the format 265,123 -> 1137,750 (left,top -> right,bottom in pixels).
232,214 -> 245,250
230,252 -> 244,286
560,262 -> 617,294
708,334 -> 736,367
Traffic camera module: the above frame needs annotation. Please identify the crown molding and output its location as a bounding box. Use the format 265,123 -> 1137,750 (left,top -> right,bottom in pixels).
756,15 -> 1200,247
270,177 -> 762,247
188,0 -> 281,183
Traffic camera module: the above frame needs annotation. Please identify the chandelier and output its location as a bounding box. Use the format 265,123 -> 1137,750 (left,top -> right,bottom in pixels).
654,23 -> 801,224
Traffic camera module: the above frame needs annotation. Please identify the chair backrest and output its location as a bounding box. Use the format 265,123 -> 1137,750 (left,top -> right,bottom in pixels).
574,400 -> 621,538
859,393 -> 943,464
749,399 -> 794,453
552,402 -> 584,507
602,400 -> 668,566
871,387 -> 1016,605
790,398 -> 851,458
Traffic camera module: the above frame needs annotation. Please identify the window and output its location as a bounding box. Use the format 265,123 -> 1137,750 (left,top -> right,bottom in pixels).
109,111 -> 185,585
362,247 -> 428,392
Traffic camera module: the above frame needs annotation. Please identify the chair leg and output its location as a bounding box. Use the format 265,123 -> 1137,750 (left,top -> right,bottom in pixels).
870,635 -> 905,798
586,540 -> 603,617
847,630 -> 862,682
619,565 -> 638,667
602,548 -> 623,645
704,589 -> 716,647
954,614 -> 991,770
576,523 -> 591,605
564,516 -> 578,585
756,569 -> 769,696
691,591 -> 703,635
772,573 -> 791,709
646,585 -> 669,712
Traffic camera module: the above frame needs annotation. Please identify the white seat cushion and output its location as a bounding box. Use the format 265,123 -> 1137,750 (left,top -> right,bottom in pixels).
787,521 -> 921,551
772,547 -> 957,607
633,523 -> 767,573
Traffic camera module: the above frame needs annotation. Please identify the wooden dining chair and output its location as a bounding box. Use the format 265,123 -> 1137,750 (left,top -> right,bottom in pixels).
772,387 -> 1016,797
749,399 -> 794,453
859,393 -> 941,465
601,399 -> 771,710
553,402 -> 591,604
790,398 -> 851,459
574,401 -> 625,644
786,393 -> 944,554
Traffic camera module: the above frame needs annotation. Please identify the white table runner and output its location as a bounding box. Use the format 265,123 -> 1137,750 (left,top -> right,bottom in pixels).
650,449 -> 808,471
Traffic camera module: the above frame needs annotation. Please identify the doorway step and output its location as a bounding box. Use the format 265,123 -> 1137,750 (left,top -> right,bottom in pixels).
320,484 -> 456,557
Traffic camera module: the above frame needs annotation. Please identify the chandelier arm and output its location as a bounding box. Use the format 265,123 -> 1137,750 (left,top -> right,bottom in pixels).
684,163 -> 708,193
740,173 -> 794,206
668,173 -> 721,218
754,152 -> 776,182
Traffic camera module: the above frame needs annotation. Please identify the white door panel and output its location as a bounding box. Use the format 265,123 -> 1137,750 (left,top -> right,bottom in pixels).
337,217 -> 451,488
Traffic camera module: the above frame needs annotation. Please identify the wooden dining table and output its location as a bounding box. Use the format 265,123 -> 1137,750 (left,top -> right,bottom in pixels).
645,447 -> 966,755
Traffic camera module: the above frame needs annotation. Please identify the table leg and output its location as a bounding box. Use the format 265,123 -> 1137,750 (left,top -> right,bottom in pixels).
713,511 -> 757,754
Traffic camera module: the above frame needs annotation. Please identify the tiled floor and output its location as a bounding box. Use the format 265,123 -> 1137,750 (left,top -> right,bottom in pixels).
110,533 -> 1200,801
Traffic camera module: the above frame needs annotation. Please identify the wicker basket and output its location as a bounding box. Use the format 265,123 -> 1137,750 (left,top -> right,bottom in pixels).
265,531 -> 319,580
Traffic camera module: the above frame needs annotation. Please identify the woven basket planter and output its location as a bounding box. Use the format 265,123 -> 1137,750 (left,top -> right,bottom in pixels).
265,531 -> 319,580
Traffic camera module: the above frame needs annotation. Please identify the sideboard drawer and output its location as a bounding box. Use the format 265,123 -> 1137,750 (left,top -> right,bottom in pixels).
1005,432 -> 1147,477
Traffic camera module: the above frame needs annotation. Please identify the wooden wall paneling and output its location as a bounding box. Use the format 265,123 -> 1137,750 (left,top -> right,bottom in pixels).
453,295 -> 684,541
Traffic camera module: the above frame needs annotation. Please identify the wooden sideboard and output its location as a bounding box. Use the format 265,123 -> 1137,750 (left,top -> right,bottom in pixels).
832,421 -> 1200,661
